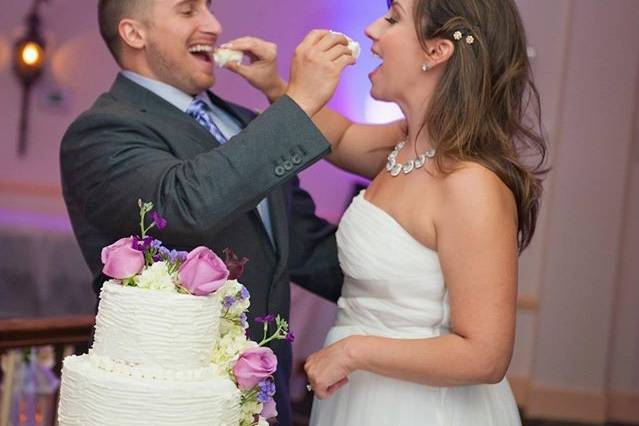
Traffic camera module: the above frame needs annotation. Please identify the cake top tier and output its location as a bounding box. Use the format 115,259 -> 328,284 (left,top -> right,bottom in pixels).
91,281 -> 220,370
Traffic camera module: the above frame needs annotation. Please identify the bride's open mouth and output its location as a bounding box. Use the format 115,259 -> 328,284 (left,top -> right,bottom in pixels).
369,50 -> 383,78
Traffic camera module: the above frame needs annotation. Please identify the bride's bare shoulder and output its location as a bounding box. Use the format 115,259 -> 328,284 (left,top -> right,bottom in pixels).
435,160 -> 516,218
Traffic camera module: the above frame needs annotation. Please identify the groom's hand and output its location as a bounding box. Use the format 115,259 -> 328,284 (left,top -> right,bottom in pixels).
287,30 -> 356,117
221,37 -> 287,103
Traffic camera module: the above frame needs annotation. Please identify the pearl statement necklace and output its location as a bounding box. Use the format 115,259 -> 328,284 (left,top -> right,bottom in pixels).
386,141 -> 436,176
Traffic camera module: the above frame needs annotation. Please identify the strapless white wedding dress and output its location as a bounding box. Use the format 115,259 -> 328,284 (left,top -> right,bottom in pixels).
309,191 -> 521,425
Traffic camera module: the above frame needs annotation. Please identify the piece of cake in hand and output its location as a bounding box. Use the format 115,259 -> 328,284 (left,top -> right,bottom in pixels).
329,30 -> 361,60
213,48 -> 244,68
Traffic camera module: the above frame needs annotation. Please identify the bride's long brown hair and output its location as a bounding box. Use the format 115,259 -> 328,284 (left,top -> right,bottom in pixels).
405,0 -> 548,252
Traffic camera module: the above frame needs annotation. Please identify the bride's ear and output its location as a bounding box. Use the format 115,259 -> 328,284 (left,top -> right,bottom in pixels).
422,38 -> 454,68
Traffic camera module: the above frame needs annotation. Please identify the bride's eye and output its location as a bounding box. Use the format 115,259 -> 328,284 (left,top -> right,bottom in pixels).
384,15 -> 398,24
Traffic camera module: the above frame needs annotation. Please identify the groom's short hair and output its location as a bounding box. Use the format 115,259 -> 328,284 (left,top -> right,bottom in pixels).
98,0 -> 151,65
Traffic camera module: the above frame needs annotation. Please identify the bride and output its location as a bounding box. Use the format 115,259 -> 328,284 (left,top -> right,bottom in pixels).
227,0 -> 546,423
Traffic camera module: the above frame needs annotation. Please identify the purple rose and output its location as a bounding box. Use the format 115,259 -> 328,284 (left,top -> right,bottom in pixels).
261,397 -> 277,419
101,237 -> 145,279
178,246 -> 229,296
232,346 -> 277,390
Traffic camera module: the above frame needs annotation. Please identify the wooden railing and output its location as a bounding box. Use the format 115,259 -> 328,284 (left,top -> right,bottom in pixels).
0,315 -> 94,426
0,315 -> 95,350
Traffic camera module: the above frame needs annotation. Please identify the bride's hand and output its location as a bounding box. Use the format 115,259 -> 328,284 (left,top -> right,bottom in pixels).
221,37 -> 287,103
304,336 -> 357,399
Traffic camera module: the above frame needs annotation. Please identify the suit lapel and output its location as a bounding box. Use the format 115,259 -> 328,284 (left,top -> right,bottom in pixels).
109,75 -> 221,151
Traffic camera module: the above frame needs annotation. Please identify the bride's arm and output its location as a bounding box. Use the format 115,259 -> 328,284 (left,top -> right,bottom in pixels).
312,108 -> 404,179
257,77 -> 404,179
223,36 -> 403,179
305,164 -> 519,399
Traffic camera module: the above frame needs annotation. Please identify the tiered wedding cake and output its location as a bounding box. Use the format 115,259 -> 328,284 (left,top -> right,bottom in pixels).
57,281 -> 240,425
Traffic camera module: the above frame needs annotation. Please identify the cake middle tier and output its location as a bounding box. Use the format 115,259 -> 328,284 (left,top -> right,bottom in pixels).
92,281 -> 221,369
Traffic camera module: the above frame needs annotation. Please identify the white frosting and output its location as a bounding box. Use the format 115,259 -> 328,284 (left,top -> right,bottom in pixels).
91,281 -> 220,370
213,48 -> 243,67
58,355 -> 240,426
58,281 -> 240,425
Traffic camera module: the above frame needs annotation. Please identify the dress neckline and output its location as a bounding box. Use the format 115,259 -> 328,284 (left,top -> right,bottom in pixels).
356,190 -> 438,255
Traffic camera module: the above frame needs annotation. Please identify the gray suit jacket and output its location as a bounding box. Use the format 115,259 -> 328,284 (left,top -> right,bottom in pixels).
60,74 -> 343,425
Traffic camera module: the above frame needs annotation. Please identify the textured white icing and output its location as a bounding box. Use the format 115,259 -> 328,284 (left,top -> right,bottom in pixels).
92,281 -> 220,370
87,351 -> 220,382
58,355 -> 240,426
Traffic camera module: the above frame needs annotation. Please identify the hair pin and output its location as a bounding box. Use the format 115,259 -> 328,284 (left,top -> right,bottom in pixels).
452,30 -> 474,45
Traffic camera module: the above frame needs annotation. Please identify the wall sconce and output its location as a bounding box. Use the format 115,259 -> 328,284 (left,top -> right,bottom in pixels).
13,0 -> 49,157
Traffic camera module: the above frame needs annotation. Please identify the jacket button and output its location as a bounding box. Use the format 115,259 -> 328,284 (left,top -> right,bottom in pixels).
283,160 -> 293,171
291,154 -> 302,165
274,165 -> 285,177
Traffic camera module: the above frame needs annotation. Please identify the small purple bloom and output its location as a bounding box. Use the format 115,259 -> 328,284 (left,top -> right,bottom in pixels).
259,378 -> 276,393
150,239 -> 163,249
131,236 -> 153,251
159,246 -> 170,257
176,251 -> 189,262
285,331 -> 295,343
256,314 -> 275,324
239,286 -> 250,301
152,254 -> 162,262
240,312 -> 248,328
150,211 -> 167,230
168,249 -> 179,262
257,389 -> 270,403
223,296 -> 236,308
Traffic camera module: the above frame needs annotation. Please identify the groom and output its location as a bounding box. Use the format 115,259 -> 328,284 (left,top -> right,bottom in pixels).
60,1 -> 353,424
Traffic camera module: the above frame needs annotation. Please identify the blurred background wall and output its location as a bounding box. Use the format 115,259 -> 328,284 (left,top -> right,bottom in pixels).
0,0 -> 637,423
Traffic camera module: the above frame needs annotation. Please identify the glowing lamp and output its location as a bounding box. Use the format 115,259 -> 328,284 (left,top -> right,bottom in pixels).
20,41 -> 44,67
13,0 -> 49,157
13,21 -> 46,86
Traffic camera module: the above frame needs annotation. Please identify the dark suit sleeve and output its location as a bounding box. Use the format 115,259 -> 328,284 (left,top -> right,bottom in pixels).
287,177 -> 343,302
60,96 -> 329,246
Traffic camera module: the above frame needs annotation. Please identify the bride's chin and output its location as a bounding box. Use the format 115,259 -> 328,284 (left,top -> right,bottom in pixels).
369,90 -> 389,102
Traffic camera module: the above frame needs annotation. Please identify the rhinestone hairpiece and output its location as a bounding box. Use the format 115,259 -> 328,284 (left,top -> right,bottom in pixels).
453,30 -> 474,45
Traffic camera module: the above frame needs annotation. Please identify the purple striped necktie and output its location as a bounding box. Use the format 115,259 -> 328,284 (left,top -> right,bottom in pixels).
185,99 -> 228,144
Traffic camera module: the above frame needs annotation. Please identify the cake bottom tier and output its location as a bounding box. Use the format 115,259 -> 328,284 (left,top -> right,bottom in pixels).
58,355 -> 240,426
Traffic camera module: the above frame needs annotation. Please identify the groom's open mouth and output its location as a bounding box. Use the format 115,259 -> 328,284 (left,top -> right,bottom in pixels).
188,44 -> 214,65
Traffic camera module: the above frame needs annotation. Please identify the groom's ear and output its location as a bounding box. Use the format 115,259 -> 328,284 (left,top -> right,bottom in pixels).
118,18 -> 147,51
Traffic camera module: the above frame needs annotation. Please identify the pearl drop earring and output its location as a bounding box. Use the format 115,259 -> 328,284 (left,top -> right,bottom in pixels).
421,63 -> 431,72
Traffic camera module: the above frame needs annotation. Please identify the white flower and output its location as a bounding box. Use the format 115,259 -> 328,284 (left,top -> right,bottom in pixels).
217,279 -> 251,318
465,35 -> 475,45
257,417 -> 269,426
453,31 -> 463,40
134,262 -> 176,292
211,331 -> 256,373
240,400 -> 263,426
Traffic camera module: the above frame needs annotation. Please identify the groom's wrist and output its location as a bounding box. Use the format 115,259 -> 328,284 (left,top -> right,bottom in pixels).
265,78 -> 288,104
